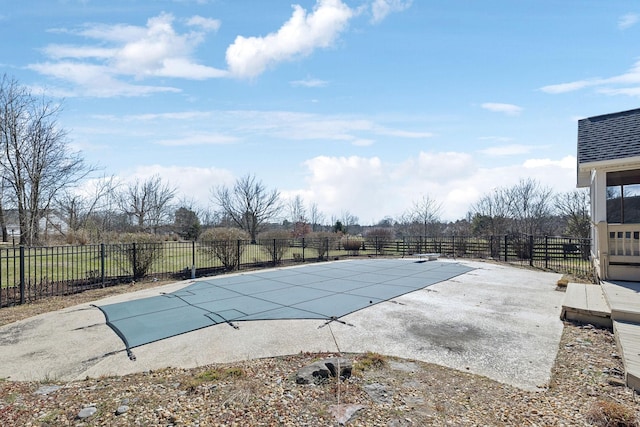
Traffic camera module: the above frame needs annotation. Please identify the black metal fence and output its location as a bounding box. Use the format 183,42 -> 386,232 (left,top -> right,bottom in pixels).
0,234 -> 595,308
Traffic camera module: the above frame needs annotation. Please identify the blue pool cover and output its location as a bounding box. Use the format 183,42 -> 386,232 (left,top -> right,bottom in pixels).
96,259 -> 474,352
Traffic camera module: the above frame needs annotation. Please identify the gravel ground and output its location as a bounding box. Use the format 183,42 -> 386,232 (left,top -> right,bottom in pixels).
0,280 -> 639,426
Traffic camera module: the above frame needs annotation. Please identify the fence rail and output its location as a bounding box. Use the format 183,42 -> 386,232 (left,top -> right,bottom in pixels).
0,234 -> 595,309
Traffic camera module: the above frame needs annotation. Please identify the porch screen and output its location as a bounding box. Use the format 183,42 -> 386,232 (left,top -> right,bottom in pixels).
607,169 -> 640,223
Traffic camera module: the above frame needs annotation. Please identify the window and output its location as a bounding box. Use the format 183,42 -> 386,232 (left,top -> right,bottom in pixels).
607,169 -> 640,223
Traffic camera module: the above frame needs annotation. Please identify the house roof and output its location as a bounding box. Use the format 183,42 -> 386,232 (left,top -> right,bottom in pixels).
577,107 -> 640,165
576,107 -> 640,187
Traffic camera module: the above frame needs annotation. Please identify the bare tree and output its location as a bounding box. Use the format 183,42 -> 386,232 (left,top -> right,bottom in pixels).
0,75 -> 91,245
340,210 -> 359,234
211,174 -> 282,243
309,202 -> 325,232
555,189 -> 590,238
54,175 -> 118,242
470,179 -> 555,236
286,195 -> 312,238
469,189 -> 511,236
404,195 -> 442,236
505,178 -> 554,235
119,175 -> 177,233
288,195 -> 307,224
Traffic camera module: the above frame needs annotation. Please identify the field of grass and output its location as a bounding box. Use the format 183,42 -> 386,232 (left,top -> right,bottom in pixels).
0,237 -> 595,291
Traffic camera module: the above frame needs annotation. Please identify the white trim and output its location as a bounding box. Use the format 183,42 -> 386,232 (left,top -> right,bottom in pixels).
578,157 -> 640,188
578,156 -> 640,173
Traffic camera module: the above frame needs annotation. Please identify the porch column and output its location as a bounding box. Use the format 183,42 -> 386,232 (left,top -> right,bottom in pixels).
591,170 -> 608,280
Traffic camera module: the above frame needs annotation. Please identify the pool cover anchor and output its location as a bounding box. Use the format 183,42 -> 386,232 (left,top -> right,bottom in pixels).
318,316 -> 354,329
225,320 -> 240,330
204,312 -> 240,330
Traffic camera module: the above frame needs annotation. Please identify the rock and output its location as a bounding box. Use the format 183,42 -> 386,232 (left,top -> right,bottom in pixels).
296,357 -> 352,384
116,405 -> 129,415
77,405 -> 97,419
363,382 -> 393,404
34,385 -> 61,395
607,377 -> 627,387
328,403 -> 365,425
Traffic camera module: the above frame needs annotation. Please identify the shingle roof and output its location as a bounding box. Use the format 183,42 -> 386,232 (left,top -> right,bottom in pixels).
577,107 -> 640,165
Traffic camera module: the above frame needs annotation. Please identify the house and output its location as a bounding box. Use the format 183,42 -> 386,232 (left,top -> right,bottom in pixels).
577,107 -> 640,281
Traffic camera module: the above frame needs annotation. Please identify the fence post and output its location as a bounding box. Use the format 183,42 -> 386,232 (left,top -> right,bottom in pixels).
19,246 -> 25,305
191,240 -> 196,279
132,242 -> 137,279
504,235 -> 508,262
302,238 -> 305,262
489,234 -> 494,258
100,243 -> 106,287
545,236 -> 549,269
529,235 -> 534,267
237,240 -> 241,270
272,239 -> 277,266
452,235 -> 456,259
325,237 -> 329,260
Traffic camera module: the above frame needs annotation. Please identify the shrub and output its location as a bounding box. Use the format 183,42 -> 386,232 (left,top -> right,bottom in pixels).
199,228 -> 249,271
586,399 -> 637,427
258,230 -> 291,264
306,231 -> 339,260
341,235 -> 363,254
115,233 -> 164,280
354,352 -> 387,374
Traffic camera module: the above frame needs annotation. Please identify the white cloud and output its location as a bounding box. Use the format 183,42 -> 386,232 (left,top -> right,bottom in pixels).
303,155 -> 389,219
479,144 -> 534,156
539,80 -> 597,94
297,152 -> 577,223
522,155 -> 574,169
216,110 -> 432,144
618,13 -> 639,30
410,151 -> 476,181
380,129 -> 433,138
225,0 -> 353,78
371,0 -> 413,24
27,61 -> 181,97
186,15 -> 221,31
29,12 -> 226,97
121,111 -> 213,121
478,136 -> 514,143
110,151 -> 578,224
598,86 -> 640,96
290,77 -> 329,87
155,133 -> 239,146
541,59 -> 640,97
481,102 -> 523,116
121,165 -> 235,206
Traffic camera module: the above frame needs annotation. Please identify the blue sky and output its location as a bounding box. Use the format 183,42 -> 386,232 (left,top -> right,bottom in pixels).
2,0 -> 640,224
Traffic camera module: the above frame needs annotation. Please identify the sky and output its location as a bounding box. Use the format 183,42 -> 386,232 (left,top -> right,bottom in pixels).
1,0 -> 640,225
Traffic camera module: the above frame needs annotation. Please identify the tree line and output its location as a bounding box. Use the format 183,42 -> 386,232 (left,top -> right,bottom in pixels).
0,76 -> 590,246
